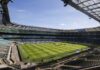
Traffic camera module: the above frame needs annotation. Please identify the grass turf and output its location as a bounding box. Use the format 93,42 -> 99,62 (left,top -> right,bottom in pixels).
18,42 -> 88,63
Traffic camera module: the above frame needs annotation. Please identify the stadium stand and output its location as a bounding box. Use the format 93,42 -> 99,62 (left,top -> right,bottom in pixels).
0,0 -> 100,70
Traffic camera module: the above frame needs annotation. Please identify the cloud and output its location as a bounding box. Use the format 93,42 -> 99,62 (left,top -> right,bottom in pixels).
60,23 -> 66,26
16,9 -> 26,12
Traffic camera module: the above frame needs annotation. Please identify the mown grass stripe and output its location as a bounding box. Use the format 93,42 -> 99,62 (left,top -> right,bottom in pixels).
31,44 -> 56,55
18,42 -> 88,63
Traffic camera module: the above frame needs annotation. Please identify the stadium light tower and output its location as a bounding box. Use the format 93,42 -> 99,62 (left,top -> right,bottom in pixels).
0,0 -> 12,25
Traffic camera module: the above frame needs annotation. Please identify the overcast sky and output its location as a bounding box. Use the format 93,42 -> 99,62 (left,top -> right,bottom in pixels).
9,0 -> 100,30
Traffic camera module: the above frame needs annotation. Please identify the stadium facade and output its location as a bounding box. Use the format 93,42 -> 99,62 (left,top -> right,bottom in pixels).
0,25 -> 100,45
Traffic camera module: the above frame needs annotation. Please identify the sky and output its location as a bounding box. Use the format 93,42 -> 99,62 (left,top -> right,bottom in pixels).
9,0 -> 100,30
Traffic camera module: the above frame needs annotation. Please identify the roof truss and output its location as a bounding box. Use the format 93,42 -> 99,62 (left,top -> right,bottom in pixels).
62,0 -> 100,22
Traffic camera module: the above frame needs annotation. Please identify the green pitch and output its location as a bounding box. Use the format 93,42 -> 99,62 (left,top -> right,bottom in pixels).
18,42 -> 88,63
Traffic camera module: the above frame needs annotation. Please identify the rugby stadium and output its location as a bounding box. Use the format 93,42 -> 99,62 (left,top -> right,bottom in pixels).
0,0 -> 100,70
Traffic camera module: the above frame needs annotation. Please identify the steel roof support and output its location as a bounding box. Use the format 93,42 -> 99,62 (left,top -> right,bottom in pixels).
82,2 -> 100,8
62,0 -> 100,22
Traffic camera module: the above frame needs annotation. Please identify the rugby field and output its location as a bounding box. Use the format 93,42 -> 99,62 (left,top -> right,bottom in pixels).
18,42 -> 88,63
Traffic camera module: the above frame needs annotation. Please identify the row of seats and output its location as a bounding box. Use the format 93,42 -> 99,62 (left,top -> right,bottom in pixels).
0,24 -> 66,32
64,49 -> 100,69
1,23 -> 100,33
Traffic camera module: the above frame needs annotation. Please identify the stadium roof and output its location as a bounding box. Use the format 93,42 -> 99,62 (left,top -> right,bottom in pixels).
62,0 -> 100,22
